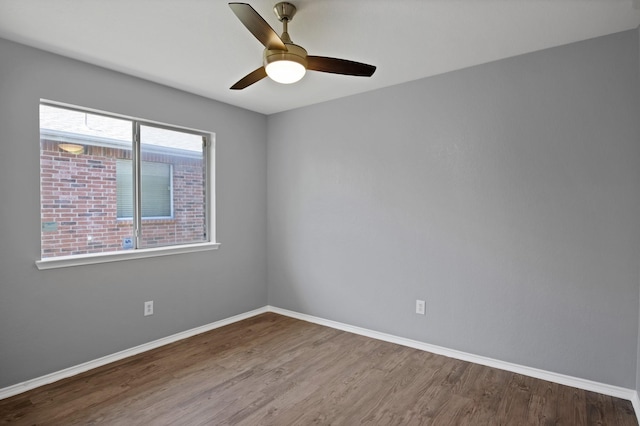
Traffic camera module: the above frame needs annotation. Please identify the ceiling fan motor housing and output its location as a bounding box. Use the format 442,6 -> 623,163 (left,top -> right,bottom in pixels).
264,43 -> 308,70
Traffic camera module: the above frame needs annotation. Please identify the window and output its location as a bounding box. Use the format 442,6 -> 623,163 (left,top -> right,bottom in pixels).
38,102 -> 216,266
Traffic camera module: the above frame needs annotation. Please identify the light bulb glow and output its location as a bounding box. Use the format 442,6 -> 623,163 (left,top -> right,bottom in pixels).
265,60 -> 306,84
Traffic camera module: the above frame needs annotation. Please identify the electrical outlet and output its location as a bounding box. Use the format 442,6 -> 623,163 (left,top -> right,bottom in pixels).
416,299 -> 425,315
144,300 -> 154,316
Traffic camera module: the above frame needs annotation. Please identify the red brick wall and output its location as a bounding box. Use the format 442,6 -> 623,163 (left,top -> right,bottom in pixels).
40,140 -> 205,258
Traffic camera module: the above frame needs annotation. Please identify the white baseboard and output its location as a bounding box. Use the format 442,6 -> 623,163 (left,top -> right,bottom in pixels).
1,303 -> 637,415
268,306 -> 637,403
0,307 -> 268,400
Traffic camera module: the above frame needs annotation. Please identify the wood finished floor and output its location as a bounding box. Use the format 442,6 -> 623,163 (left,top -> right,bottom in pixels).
0,313 -> 636,425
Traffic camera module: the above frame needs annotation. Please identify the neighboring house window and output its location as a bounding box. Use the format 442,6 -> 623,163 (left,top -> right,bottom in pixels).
116,160 -> 173,219
39,102 -> 212,259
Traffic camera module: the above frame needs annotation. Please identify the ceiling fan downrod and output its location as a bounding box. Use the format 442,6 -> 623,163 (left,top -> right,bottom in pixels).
273,2 -> 295,43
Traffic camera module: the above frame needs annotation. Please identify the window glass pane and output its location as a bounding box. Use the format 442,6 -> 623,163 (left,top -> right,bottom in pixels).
40,105 -> 134,258
138,124 -> 206,249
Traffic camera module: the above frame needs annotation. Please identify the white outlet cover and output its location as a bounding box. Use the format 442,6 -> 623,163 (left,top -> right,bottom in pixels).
416,300 -> 426,315
144,301 -> 154,316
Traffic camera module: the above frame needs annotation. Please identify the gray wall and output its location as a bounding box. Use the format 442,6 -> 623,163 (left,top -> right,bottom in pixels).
0,38 -> 268,388
268,30 -> 640,388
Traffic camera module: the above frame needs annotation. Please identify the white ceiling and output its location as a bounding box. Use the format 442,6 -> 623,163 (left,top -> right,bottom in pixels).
0,0 -> 639,115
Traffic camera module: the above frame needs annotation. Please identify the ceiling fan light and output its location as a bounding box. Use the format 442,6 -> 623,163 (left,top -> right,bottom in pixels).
264,44 -> 308,85
265,60 -> 306,84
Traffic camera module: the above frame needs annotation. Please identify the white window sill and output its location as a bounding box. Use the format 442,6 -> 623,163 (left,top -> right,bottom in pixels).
35,242 -> 220,270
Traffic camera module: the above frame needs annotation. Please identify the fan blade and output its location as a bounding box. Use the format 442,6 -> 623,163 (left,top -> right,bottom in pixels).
230,67 -> 267,90
307,56 -> 376,77
229,3 -> 287,51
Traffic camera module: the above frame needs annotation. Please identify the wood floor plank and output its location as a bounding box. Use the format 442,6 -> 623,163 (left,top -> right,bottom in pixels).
495,373 -> 538,424
0,312 -> 637,425
233,333 -> 395,425
453,363 -> 511,425
556,384 -> 588,426
526,378 -> 558,426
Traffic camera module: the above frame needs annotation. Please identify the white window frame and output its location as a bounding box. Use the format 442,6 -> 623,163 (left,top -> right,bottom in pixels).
36,100 -> 219,270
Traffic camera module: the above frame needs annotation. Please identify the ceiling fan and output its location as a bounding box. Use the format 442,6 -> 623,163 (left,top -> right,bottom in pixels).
229,2 -> 377,89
